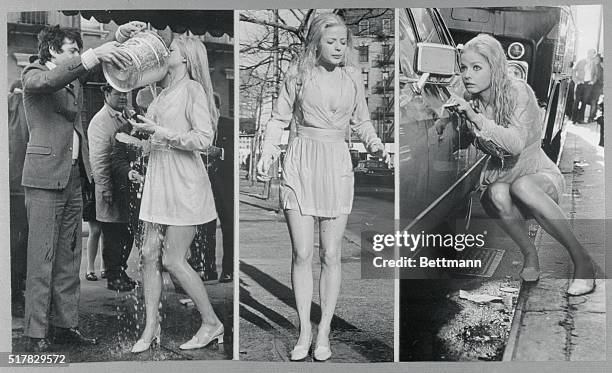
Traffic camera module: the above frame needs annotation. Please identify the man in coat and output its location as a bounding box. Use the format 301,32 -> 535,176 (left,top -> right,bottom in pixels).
20,23 -> 138,352
88,84 -> 136,291
572,49 -> 596,123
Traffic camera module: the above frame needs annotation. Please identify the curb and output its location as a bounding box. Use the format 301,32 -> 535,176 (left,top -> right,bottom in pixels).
501,278 -> 529,361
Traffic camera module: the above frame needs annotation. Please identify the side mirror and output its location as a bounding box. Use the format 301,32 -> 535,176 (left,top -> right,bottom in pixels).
415,42 -> 457,76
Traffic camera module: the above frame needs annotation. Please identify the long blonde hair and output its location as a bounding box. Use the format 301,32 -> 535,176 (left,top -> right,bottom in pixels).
293,13 -> 356,82
461,34 -> 515,128
173,35 -> 219,128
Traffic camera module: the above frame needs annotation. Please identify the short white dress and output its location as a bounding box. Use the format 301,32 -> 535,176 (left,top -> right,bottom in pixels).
139,77 -> 217,226
476,79 -> 565,200
262,67 -> 383,218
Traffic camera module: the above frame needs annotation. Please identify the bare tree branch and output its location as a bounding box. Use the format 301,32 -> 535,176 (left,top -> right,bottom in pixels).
240,13 -> 300,35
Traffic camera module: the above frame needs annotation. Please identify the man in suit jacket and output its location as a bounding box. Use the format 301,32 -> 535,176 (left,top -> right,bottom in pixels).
21,24 -> 137,352
88,84 -> 136,292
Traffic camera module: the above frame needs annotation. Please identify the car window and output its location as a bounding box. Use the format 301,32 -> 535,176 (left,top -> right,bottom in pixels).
400,8 -> 454,84
412,8 -> 444,44
399,9 -> 418,80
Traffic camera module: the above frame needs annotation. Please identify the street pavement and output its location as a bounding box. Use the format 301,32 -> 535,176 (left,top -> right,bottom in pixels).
11,225 -> 233,362
239,175 -> 395,362
398,121 -> 606,361
505,121 -> 606,361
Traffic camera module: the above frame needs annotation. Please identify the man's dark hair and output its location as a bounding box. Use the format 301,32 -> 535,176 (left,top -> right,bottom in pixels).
37,25 -> 83,64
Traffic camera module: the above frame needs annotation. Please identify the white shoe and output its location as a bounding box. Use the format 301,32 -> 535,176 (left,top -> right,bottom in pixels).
567,278 -> 596,296
131,324 -> 161,353
313,343 -> 332,362
289,333 -> 312,361
179,324 -> 224,350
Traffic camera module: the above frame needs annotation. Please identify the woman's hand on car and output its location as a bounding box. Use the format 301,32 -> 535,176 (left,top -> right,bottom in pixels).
446,93 -> 483,130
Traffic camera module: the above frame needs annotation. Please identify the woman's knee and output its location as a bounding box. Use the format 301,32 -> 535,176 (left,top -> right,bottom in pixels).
485,183 -> 513,213
509,177 -> 533,200
292,246 -> 313,266
141,232 -> 161,265
141,244 -> 160,265
88,222 -> 102,238
320,246 -> 341,267
161,250 -> 185,273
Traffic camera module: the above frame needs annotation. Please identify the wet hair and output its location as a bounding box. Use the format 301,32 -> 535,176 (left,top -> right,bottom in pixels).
293,13 -> 355,82
172,36 -> 219,128
461,33 -> 514,128
37,25 -> 83,64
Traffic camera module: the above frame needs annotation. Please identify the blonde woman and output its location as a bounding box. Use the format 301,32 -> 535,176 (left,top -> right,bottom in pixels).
445,34 -> 595,295
257,13 -> 389,361
128,35 -> 223,353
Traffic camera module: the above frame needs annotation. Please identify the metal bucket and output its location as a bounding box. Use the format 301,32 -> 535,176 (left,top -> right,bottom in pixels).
103,31 -> 170,92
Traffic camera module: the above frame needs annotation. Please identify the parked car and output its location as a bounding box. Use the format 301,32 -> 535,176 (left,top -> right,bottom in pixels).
398,7 -> 486,234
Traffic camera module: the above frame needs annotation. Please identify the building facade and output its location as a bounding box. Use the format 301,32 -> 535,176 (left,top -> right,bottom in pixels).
342,8 -> 395,145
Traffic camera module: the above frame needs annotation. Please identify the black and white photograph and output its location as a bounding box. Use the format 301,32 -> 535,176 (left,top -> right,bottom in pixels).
7,9 -> 235,361
238,8 -> 395,362
397,5 -> 605,361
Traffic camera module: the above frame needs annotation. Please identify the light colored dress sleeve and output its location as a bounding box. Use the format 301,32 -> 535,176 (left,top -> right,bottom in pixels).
152,80 -> 215,152
475,80 -> 536,156
261,73 -> 298,158
347,67 -> 383,153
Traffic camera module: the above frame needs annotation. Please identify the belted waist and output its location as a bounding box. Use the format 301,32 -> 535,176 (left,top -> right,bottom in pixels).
296,127 -> 346,143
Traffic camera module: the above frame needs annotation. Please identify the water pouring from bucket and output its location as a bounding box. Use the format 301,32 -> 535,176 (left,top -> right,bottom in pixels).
103,31 -> 170,92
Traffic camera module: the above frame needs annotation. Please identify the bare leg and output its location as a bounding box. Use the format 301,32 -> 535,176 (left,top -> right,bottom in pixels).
86,220 -> 103,274
285,209 -> 315,347
481,183 -> 540,271
316,214 -> 348,348
510,174 -> 594,279
162,225 -> 222,339
138,222 -> 163,342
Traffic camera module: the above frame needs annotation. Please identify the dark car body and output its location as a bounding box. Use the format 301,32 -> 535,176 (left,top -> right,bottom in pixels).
399,8 -> 486,234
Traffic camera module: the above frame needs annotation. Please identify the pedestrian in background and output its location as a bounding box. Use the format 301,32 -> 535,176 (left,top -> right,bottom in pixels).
88,84 -> 136,291
82,177 -> 105,281
587,54 -> 603,123
572,49 -> 596,123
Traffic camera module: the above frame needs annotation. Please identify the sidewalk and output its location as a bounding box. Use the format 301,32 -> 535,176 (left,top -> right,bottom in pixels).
239,177 -> 394,362
12,225 -> 233,362
504,122 -> 606,361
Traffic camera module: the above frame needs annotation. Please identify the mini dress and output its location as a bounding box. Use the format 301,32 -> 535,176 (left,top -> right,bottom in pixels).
139,77 -> 217,226
475,79 -> 565,201
262,67 -> 383,218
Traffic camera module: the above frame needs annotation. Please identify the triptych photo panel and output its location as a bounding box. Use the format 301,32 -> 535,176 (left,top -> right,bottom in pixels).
4,4 -> 606,366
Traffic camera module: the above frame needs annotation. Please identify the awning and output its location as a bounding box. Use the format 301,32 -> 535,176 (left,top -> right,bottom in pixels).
62,10 -> 233,37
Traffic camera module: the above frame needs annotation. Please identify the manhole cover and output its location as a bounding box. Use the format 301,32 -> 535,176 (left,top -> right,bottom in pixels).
448,248 -> 505,277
